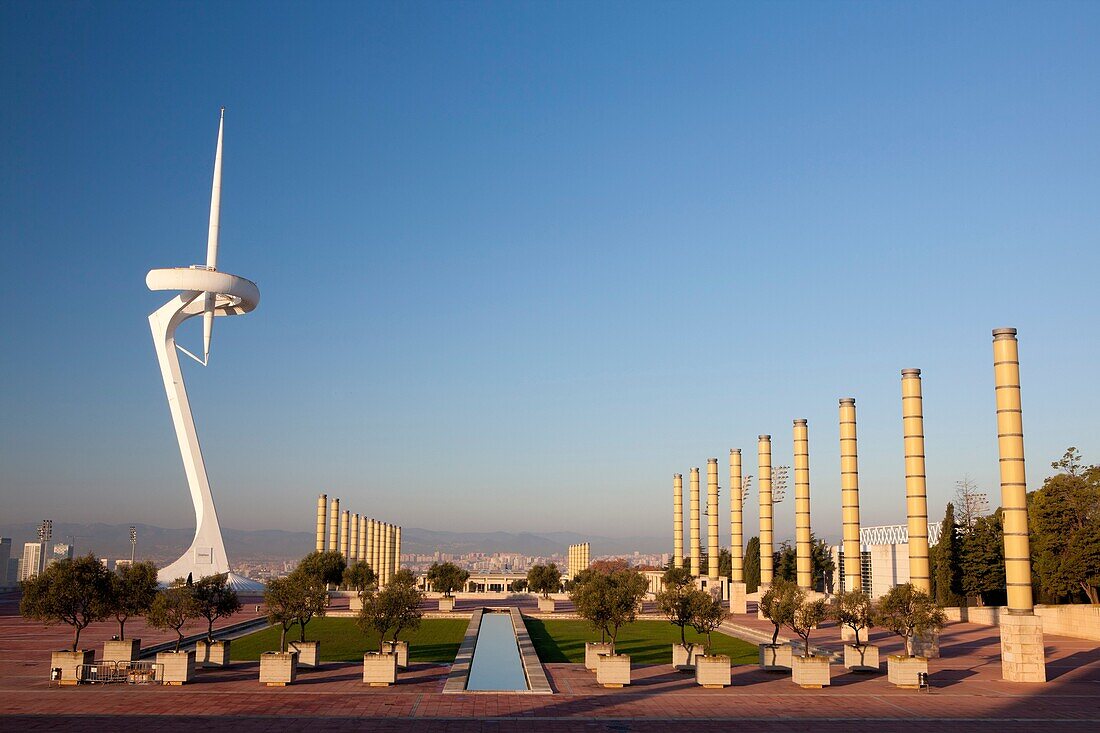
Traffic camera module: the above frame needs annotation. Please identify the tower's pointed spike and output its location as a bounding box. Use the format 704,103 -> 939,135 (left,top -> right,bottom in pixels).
203,108 -> 224,362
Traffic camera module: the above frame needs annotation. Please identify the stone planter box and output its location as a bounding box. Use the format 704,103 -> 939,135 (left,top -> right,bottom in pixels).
844,643 -> 880,672
259,651 -> 298,686
196,639 -> 230,667
694,654 -> 731,688
350,594 -> 364,612
538,597 -> 556,613
156,650 -> 195,685
888,654 -> 928,688
439,597 -> 455,612
585,642 -> 614,671
382,640 -> 409,668
792,655 -> 831,688
51,650 -> 94,685
758,643 -> 793,671
103,639 -> 141,663
363,652 -> 398,686
596,653 -> 631,687
672,643 -> 704,670
289,640 -> 320,667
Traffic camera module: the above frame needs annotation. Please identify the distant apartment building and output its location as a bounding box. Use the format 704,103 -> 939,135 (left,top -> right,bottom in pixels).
830,523 -> 943,599
20,542 -> 46,581
46,543 -> 73,568
0,538 -> 11,587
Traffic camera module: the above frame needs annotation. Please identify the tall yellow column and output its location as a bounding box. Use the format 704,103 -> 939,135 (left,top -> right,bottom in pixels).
758,435 -> 774,588
793,419 -> 812,591
395,526 -> 402,576
729,450 -> 743,582
839,399 -> 862,594
993,328 -> 1046,683
901,370 -> 931,594
689,467 -> 701,576
673,474 -> 684,569
707,458 -> 720,583
328,497 -> 339,553
349,513 -> 359,562
315,494 -> 327,552
358,516 -> 368,560
340,510 -> 350,559
387,523 -> 396,582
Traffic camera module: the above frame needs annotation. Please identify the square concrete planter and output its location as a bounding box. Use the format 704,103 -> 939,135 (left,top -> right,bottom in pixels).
694,654 -> 731,688
792,655 -> 831,688
585,642 -> 614,671
156,650 -> 195,685
439,597 -> 455,612
363,652 -> 398,686
596,653 -> 631,687
844,643 -> 880,672
672,643 -> 703,670
196,639 -> 230,667
289,640 -> 320,667
350,594 -> 364,612
103,639 -> 141,663
382,640 -> 409,668
538,597 -> 556,613
888,654 -> 928,688
758,643 -> 793,671
51,650 -> 94,685
259,651 -> 298,686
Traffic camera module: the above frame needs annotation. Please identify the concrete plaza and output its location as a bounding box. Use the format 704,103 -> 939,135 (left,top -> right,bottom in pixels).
2,592 -> 1098,732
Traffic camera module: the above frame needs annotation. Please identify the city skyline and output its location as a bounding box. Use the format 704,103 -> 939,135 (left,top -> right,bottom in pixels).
2,2 -> 1099,540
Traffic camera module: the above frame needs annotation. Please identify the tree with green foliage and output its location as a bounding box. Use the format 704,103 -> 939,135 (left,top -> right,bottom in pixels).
758,578 -> 801,646
689,590 -> 726,654
773,535 -> 835,592
832,590 -> 874,648
874,583 -> 946,657
1030,448 -> 1100,604
509,579 -> 528,592
744,536 -> 761,593
527,563 -> 562,599
264,575 -> 306,652
960,510 -> 1006,605
20,554 -> 113,651
296,550 -> 347,588
343,561 -> 377,593
109,560 -> 159,640
356,570 -> 425,651
570,572 -> 613,643
655,575 -> 701,654
602,569 -> 649,651
192,573 -> 242,642
787,597 -> 829,657
662,566 -> 693,590
717,548 -> 732,579
147,581 -> 198,652
288,566 -> 331,643
426,562 -> 469,598
933,503 -> 963,607
774,541 -> 797,582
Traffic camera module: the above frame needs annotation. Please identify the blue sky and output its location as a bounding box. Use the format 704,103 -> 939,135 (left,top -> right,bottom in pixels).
1,1 -> 1097,546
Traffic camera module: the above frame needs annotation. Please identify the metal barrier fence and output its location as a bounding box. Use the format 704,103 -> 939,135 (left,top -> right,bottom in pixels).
75,660 -> 163,685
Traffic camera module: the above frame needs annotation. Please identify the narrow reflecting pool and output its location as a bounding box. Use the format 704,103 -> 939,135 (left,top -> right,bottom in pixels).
465,611 -> 529,691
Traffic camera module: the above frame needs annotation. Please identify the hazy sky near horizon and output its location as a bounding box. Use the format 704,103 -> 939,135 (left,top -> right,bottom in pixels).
1,1 -> 1098,548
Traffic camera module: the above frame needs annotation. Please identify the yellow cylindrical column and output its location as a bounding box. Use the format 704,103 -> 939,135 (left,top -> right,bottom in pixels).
315,494 -> 327,552
689,467 -> 701,577
358,516 -> 367,560
340,510 -> 350,559
349,513 -> 359,562
993,329 -> 1034,614
673,474 -> 684,569
902,369 -> 932,594
840,398 -> 862,594
793,419 -> 812,590
729,450 -> 743,583
707,458 -> 719,582
328,497 -> 339,553
395,526 -> 402,576
387,523 -> 396,582
758,435 -> 773,587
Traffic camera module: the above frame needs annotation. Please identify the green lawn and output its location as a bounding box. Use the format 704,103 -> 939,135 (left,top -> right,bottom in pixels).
523,619 -> 758,665
231,617 -> 469,663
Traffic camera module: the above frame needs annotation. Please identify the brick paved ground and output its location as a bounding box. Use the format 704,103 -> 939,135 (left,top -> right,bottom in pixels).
2,592 -> 1097,732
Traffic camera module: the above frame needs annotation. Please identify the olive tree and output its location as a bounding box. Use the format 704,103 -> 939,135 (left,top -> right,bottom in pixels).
786,597 -> 829,657
832,590 -> 874,647
110,560 -> 159,640
20,554 -> 113,651
296,550 -> 347,588
758,578 -> 801,646
147,581 -> 198,652
874,583 -> 947,657
343,561 -> 377,593
192,573 -> 242,643
356,569 -> 425,652
426,562 -> 469,598
656,569 -> 703,655
264,575 -> 305,652
689,590 -> 727,655
527,563 -> 562,599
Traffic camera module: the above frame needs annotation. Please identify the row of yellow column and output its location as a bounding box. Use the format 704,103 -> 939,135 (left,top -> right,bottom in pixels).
314,495 -> 401,586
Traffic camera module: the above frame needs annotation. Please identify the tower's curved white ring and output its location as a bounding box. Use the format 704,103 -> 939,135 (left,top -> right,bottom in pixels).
146,267 -> 260,314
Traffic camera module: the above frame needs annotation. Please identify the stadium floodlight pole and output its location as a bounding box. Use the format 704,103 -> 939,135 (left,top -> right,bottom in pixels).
130,526 -> 137,563
146,109 -> 261,589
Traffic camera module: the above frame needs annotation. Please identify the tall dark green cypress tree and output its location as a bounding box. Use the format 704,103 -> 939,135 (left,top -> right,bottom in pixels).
744,536 -> 761,593
934,502 -> 964,606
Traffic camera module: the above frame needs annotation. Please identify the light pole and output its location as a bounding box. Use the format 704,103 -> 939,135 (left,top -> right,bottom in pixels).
130,526 -> 137,563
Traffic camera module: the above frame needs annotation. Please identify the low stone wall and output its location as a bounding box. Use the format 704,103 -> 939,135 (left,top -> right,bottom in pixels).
943,604 -> 1100,641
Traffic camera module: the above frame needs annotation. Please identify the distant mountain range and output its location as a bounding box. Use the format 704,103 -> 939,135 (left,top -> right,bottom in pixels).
0,522 -> 668,563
